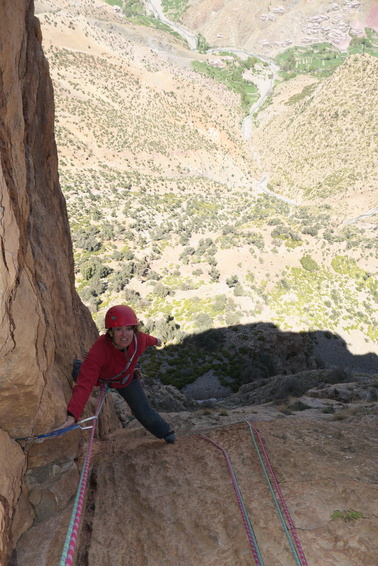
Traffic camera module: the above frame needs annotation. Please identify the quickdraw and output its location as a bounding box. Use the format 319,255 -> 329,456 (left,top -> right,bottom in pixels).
15,416 -> 97,443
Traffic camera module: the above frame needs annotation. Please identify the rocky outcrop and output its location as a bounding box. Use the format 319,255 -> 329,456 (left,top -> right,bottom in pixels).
222,368 -> 378,407
16,414 -> 377,566
0,2 -> 117,562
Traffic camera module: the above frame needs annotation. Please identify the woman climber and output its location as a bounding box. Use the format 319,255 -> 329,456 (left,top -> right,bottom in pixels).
55,304 -> 175,443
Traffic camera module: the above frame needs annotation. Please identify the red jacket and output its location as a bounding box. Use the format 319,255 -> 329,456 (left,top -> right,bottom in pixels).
67,331 -> 158,420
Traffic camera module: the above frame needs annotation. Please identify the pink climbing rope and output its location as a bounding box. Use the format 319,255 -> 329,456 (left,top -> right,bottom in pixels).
60,385 -> 108,566
248,423 -> 309,566
196,434 -> 264,566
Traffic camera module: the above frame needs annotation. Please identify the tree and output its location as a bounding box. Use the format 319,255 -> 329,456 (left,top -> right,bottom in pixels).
226,274 -> 239,287
233,283 -> 244,296
209,267 -> 220,281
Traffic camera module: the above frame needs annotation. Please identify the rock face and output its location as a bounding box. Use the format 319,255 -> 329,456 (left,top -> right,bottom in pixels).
0,0 -> 97,440
0,1 -> 113,561
16,413 -> 375,566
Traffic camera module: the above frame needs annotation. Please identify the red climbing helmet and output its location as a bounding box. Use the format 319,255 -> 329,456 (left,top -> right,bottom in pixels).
105,305 -> 138,328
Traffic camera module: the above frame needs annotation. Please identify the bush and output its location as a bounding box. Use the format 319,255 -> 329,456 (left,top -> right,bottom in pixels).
225,312 -> 241,325
226,274 -> 239,287
300,255 -> 320,272
153,282 -> 171,297
192,268 -> 203,276
179,247 -> 195,261
233,283 -> 244,296
302,226 -> 318,236
80,260 -> 96,281
188,328 -> 226,352
143,315 -> 184,343
195,313 -> 213,331
209,267 -> 220,281
124,249 -> 135,260
213,295 -> 227,311
80,259 -> 111,281
89,276 -> 107,297
146,270 -> 161,281
124,289 -> 141,304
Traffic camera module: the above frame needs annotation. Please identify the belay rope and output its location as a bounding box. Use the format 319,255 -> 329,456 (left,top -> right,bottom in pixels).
196,434 -> 265,566
195,422 -> 309,566
247,422 -> 308,566
59,384 -> 109,566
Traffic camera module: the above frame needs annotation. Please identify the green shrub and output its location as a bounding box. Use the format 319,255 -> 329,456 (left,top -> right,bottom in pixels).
209,267 -> 220,281
195,313 -> 213,331
300,255 -> 320,272
226,274 -> 239,287
153,282 -> 171,297
233,283 -> 244,296
331,509 -> 363,522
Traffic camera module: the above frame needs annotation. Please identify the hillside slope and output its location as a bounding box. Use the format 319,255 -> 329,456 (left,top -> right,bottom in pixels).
34,0 -> 378,372
180,0 -> 378,56
252,53 -> 378,215
36,0 -> 259,194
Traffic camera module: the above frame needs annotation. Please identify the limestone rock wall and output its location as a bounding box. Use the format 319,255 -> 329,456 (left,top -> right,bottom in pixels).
0,1 -> 112,562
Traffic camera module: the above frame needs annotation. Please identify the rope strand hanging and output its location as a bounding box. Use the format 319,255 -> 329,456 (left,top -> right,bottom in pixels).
59,384 -> 109,566
196,433 -> 265,566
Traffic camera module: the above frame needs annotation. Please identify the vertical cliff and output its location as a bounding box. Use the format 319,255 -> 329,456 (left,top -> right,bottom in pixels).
0,1 -> 106,562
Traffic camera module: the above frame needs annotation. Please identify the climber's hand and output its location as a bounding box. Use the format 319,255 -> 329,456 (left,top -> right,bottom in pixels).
51,415 -> 76,432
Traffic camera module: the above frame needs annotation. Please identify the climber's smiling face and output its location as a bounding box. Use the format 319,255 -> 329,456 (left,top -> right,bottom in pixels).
111,326 -> 134,350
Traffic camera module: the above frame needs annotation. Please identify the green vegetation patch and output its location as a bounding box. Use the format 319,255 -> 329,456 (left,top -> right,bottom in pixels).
331,255 -> 370,280
348,28 -> 378,57
192,55 -> 259,114
119,0 -> 186,44
141,324 -> 283,391
276,35 -> 378,79
269,261 -> 378,336
300,255 -> 320,272
331,509 -> 363,522
161,0 -> 188,22
276,43 -> 348,78
286,83 -> 317,106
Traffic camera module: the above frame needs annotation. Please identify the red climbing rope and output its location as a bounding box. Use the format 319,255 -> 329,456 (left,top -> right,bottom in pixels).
59,385 -> 108,566
247,422 -> 309,566
196,434 -> 265,566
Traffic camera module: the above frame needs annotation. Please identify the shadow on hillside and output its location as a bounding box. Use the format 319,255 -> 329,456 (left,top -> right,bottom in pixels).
143,321 -> 378,401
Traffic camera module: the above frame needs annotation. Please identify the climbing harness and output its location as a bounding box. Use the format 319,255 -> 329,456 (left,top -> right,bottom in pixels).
59,384 -> 109,566
194,421 -> 309,566
99,333 -> 139,385
196,433 -> 265,566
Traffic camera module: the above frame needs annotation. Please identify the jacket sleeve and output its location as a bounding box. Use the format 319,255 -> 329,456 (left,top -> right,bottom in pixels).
144,333 -> 159,347
67,342 -> 104,421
